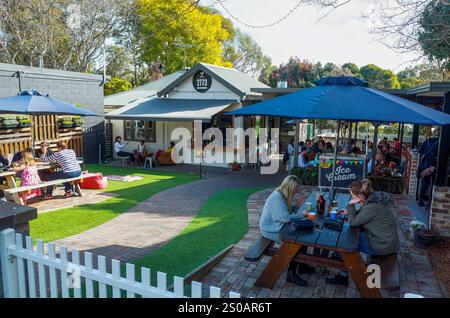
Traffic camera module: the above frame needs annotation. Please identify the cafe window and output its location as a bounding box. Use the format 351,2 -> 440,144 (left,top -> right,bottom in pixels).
124,120 -> 156,142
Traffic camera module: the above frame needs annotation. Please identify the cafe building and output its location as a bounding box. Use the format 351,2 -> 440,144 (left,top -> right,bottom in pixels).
105,62 -> 269,165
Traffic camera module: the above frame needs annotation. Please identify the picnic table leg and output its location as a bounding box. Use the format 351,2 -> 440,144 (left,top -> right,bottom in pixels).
341,251 -> 382,298
5,175 -> 24,205
74,182 -> 83,197
255,242 -> 301,289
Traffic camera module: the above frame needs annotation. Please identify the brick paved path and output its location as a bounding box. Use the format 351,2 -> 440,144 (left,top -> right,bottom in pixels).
52,170 -> 285,264
200,189 -> 446,298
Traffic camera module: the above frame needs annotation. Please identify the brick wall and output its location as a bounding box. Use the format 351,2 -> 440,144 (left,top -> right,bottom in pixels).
430,186 -> 450,237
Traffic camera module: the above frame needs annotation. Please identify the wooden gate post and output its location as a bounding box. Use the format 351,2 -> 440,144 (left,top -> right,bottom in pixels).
0,228 -> 19,298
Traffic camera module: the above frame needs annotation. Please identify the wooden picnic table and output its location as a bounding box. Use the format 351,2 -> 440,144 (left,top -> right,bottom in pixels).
0,160 -> 83,203
255,191 -> 382,298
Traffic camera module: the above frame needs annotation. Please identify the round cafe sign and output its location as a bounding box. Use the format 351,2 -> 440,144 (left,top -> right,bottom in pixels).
193,71 -> 212,93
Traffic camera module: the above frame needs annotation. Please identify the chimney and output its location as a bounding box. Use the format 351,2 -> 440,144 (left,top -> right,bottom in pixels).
152,62 -> 164,81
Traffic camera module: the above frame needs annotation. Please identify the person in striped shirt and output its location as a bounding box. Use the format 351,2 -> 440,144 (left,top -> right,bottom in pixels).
41,141 -> 81,199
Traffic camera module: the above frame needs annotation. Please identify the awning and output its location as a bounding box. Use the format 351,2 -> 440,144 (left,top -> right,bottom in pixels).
105,97 -> 238,122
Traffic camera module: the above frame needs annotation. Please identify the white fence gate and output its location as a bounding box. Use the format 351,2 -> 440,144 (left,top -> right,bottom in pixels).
0,229 -> 240,298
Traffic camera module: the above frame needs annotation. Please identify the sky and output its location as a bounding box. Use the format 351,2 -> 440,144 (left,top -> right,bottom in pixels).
201,0 -> 420,71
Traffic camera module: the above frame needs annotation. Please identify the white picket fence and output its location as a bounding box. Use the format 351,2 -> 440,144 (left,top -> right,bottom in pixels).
0,229 -> 240,299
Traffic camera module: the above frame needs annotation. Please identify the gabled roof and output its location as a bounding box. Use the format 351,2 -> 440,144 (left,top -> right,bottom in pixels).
104,71 -> 185,106
157,63 -> 269,99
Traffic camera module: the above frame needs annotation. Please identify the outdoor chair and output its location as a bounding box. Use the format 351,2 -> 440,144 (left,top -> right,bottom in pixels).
144,156 -> 153,169
114,154 -> 129,167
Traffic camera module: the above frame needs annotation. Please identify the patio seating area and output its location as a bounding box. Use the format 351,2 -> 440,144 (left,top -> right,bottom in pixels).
198,188 -> 447,298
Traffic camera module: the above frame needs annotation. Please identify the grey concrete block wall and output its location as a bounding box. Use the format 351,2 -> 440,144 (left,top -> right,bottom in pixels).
0,63 -> 104,127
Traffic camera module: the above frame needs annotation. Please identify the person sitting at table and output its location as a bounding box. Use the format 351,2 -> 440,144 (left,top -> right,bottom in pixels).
12,150 -> 42,204
133,140 -> 153,166
35,141 -> 54,159
114,136 -> 135,165
259,175 -> 314,287
11,147 -> 34,165
325,141 -> 333,153
0,149 -> 9,168
297,147 -> 310,168
326,179 -> 399,286
41,141 -> 82,199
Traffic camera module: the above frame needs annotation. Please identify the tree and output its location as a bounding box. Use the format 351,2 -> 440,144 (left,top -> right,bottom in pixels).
0,0 -> 133,72
104,77 -> 132,96
360,64 -> 401,89
137,0 -> 233,73
342,62 -> 361,77
224,29 -> 272,78
418,1 -> 450,77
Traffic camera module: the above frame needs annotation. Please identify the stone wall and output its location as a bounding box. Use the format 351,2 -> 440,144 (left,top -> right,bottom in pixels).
430,186 -> 450,237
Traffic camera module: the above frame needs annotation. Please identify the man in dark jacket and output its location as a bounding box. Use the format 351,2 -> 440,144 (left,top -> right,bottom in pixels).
418,129 -> 439,206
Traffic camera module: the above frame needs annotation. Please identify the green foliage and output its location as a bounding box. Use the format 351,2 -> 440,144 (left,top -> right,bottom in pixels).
137,0 -> 233,73
290,166 -> 319,186
360,64 -> 401,89
342,62 -> 361,77
418,0 -> 450,73
400,77 -> 425,89
224,28 -> 272,78
104,77 -> 133,96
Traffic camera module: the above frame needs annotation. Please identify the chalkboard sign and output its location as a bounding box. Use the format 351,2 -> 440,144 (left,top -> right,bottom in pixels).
319,156 -> 366,189
193,71 -> 212,93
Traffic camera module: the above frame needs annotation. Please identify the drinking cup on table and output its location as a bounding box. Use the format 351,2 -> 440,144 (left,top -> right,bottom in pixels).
306,202 -> 312,211
330,210 -> 338,220
332,200 -> 338,208
308,212 -> 316,220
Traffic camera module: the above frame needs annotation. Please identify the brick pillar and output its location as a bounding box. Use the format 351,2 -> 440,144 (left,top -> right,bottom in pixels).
408,150 -> 420,199
430,186 -> 450,237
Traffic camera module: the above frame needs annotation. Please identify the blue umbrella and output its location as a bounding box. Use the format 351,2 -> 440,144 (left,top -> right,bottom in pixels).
228,76 -> 450,125
0,90 -> 100,116
228,76 -> 450,199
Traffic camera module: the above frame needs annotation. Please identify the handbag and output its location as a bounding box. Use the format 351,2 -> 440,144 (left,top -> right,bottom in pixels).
291,217 -> 315,230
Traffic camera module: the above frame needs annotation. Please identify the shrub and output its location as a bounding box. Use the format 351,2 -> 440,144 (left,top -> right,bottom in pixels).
290,166 -> 319,186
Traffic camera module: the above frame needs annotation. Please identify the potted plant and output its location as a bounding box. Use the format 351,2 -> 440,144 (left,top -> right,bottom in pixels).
290,166 -> 319,186
0,115 -> 19,129
410,220 -> 439,248
72,116 -> 83,127
16,115 -> 31,127
58,116 -> 74,128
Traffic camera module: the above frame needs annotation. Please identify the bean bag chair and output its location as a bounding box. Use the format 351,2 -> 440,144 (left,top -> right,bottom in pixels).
80,173 -> 108,189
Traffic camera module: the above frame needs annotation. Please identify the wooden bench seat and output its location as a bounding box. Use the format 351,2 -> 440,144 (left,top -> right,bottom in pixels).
244,236 -> 274,262
368,253 -> 400,291
3,173 -> 96,205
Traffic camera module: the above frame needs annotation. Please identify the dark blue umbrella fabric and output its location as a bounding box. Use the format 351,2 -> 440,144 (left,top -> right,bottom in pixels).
0,90 -> 100,116
228,77 -> 450,126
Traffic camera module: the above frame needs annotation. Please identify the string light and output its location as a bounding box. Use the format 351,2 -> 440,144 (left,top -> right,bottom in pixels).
215,0 -> 306,29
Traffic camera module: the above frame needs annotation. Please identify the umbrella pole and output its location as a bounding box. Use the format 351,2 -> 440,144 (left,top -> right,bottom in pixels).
293,119 -> 300,169
330,120 -> 341,202
371,123 -> 380,176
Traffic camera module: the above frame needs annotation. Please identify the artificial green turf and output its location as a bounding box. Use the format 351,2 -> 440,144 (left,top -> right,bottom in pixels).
29,164 -> 197,242
132,187 -> 263,288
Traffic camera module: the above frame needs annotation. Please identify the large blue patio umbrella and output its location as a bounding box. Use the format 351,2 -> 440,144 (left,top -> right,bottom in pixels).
0,90 -> 100,116
0,89 -> 100,148
228,76 -> 450,199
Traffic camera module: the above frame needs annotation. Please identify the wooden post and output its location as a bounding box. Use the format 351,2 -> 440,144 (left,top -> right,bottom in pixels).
0,229 -> 19,298
341,251 -> 382,298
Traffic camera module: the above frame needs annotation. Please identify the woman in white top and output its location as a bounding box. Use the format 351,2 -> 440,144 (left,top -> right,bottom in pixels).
114,136 -> 135,164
